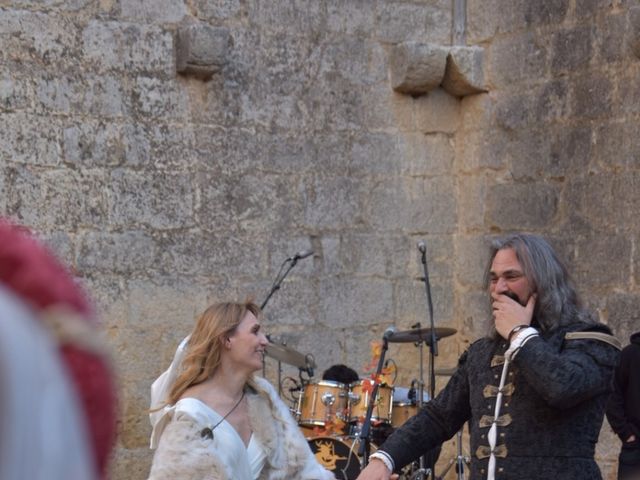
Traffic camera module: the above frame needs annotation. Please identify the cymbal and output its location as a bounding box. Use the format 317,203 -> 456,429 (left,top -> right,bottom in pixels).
387,326 -> 457,344
264,342 -> 315,369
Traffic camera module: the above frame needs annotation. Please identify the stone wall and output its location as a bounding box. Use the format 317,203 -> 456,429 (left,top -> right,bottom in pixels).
0,1 -> 637,479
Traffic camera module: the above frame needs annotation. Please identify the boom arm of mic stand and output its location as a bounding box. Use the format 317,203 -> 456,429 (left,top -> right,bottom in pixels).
260,257 -> 299,310
358,338 -> 390,466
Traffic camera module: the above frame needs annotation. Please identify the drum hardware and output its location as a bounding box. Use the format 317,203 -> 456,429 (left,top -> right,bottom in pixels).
297,380 -> 349,429
259,248 -> 314,377
434,429 -> 470,480
357,327 -> 393,469
264,340 -> 316,395
434,366 -> 457,376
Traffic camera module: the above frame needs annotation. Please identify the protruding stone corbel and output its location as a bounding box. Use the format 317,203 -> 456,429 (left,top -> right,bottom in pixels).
390,42 -> 449,95
442,46 -> 487,97
176,21 -> 230,79
389,42 -> 487,97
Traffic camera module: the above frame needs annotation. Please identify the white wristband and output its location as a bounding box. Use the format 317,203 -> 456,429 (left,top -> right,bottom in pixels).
369,451 -> 395,473
505,327 -> 538,360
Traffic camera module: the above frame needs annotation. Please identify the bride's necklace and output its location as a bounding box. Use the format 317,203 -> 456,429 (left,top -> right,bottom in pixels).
200,389 -> 245,440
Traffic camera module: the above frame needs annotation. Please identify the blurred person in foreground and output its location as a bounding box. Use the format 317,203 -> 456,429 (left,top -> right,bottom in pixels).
357,233 -> 621,480
0,220 -> 117,479
148,301 -> 335,480
606,331 -> 640,479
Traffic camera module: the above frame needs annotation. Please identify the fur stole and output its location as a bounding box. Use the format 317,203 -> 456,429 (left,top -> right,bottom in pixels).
148,377 -> 334,480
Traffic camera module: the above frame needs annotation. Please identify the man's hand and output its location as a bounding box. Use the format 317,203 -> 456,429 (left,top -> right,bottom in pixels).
355,459 -> 399,480
626,434 -> 636,443
492,292 -> 536,340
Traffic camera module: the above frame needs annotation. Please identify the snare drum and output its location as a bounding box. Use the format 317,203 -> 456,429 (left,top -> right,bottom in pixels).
297,380 -> 349,427
307,436 -> 375,480
391,402 -> 418,428
348,380 -> 393,424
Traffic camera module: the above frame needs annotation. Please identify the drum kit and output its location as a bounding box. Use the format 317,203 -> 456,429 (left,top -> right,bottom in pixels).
264,325 -> 462,480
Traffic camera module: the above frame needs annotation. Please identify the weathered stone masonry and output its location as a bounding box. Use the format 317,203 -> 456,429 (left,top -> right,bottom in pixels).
1,1 -> 639,478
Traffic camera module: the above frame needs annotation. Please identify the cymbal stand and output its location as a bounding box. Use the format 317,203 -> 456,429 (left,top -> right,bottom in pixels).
435,429 -> 470,480
415,241 -> 438,479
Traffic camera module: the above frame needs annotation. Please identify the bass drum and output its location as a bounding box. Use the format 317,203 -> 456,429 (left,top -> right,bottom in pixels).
307,436 -> 375,480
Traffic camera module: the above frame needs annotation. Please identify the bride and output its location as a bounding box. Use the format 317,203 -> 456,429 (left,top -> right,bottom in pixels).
148,301 -> 335,480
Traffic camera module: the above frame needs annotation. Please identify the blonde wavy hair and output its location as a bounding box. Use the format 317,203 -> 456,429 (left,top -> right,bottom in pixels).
167,301 -> 262,406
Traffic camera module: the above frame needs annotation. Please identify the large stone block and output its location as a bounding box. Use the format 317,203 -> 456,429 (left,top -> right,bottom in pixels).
390,42 -> 448,95
562,174 -> 615,233
108,169 -> 195,229
494,92 -> 534,131
327,0 -> 376,36
0,71 -> 33,112
63,121 -> 124,167
629,6 -> 640,59
120,0 -> 187,23
574,235 -> 631,292
34,74 -> 126,117
197,171 -> 301,233
318,278 -> 393,328
191,0 -> 243,21
488,32 -> 548,90
485,182 -> 559,230
551,25 -> 594,72
397,132 -> 455,176
132,76 -> 190,119
593,121 -> 640,169
457,175 -> 487,231
392,276 -> 455,328
414,88 -> 460,134
616,67 -> 640,115
454,235 -> 492,289
523,0 -> 569,26
350,132 -> 403,176
319,38 -> 387,87
0,10 -> 80,66
77,231 -> 159,274
323,233 -> 413,278
603,293 -> 640,343
0,113 -> 62,166
361,85 -> 414,132
158,232 -> 266,280
376,2 -> 451,44
82,20 -> 174,75
532,78 -> 570,123
595,13 -> 627,64
300,175 -> 366,230
508,124 -> 592,180
247,0 -> 325,36
367,176 -> 457,234
5,166 -> 108,230
571,73 -> 613,118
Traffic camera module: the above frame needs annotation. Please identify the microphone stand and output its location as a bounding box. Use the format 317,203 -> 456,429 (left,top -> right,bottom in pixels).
358,335 -> 390,469
260,254 -> 308,380
417,242 -> 437,480
261,255 -> 304,310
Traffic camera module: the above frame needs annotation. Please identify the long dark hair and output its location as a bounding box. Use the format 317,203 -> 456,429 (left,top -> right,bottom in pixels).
484,234 -> 594,332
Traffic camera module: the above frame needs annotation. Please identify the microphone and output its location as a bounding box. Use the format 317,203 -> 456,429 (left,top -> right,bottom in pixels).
383,325 -> 397,341
408,379 -> 417,402
417,240 -> 426,254
289,249 -> 314,261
